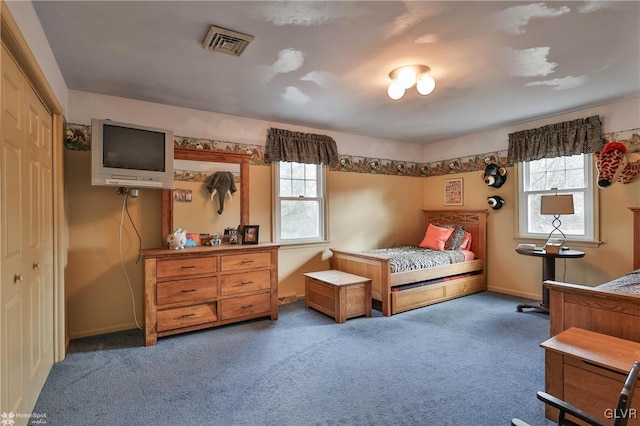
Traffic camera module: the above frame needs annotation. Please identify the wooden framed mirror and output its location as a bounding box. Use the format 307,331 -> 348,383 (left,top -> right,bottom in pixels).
161,148 -> 252,240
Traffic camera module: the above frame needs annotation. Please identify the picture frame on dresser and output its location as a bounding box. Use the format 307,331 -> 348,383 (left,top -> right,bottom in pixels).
242,225 -> 259,244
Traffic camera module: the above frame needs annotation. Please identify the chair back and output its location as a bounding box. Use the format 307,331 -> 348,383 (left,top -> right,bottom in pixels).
613,360 -> 640,426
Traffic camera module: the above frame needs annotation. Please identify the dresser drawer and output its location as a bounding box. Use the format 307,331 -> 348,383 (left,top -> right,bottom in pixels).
220,293 -> 271,320
157,277 -> 218,306
563,363 -> 631,424
220,270 -> 271,296
220,252 -> 270,271
157,257 -> 216,278
157,303 -> 217,332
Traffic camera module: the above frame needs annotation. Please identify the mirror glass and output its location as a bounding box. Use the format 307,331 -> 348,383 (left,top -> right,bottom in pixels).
161,148 -> 251,242
172,160 -> 241,235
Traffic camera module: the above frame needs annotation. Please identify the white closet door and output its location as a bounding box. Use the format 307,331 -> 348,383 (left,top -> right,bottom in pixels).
1,43 -> 54,423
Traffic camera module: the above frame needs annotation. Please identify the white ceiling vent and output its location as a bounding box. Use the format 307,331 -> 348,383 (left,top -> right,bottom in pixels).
201,25 -> 254,57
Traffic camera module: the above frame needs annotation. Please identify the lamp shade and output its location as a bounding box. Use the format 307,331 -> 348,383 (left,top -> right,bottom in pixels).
540,194 -> 574,215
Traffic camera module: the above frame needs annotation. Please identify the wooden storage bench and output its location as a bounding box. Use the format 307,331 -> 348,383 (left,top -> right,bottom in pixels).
304,270 -> 372,323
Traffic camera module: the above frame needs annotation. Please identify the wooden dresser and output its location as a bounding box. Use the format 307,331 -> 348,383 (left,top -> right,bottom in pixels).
141,243 -> 279,346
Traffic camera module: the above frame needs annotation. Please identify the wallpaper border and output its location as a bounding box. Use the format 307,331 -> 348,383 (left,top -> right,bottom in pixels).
64,123 -> 637,179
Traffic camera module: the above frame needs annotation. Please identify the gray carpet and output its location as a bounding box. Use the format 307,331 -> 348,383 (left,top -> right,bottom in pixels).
33,292 -> 554,425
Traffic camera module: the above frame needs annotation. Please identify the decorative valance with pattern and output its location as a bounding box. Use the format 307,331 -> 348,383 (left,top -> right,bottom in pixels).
265,127 -> 339,166
507,115 -> 603,166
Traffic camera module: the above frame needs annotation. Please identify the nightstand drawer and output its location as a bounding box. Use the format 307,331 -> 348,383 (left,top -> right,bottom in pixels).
220,270 -> 271,296
157,303 -> 217,332
220,293 -> 271,320
220,252 -> 270,271
157,257 -> 216,278
157,277 -> 218,305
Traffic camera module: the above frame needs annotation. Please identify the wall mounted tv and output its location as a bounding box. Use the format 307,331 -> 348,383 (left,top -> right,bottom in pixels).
91,119 -> 174,189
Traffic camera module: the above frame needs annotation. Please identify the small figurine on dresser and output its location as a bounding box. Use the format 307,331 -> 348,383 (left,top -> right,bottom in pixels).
226,227 -> 239,244
167,228 -> 187,250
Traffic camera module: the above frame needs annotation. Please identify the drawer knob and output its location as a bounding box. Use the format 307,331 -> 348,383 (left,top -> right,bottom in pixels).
181,265 -> 196,269
180,313 -> 196,319
241,304 -> 254,309
241,259 -> 254,264
14,274 -> 24,283
240,281 -> 254,285
181,289 -> 196,293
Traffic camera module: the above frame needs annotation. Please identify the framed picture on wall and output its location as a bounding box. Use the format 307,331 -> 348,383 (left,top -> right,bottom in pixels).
172,189 -> 192,203
242,225 -> 259,244
444,178 -> 463,206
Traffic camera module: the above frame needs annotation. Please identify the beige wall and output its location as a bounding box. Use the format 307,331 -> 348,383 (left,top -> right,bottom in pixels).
217,164 -> 425,299
423,166 -> 640,301
65,155 -> 424,337
63,92 -> 639,338
65,150 -> 161,337
65,135 -> 640,338
172,180 -> 241,235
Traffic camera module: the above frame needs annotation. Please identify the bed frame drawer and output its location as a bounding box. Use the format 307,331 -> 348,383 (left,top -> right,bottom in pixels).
392,285 -> 446,313
391,275 -> 486,314
444,275 -> 485,297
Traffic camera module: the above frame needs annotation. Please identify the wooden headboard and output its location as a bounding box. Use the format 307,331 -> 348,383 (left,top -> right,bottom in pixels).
632,207 -> 640,269
422,209 -> 487,262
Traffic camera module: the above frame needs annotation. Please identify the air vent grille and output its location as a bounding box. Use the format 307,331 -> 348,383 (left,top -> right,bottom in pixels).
202,25 -> 254,57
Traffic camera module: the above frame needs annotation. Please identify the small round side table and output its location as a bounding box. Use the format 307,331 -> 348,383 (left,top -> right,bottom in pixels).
515,247 -> 586,314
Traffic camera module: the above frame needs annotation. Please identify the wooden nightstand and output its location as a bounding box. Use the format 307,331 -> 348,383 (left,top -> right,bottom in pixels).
541,327 -> 640,425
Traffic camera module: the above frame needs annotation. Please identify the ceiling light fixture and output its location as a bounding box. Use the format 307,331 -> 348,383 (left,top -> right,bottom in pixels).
387,64 -> 436,100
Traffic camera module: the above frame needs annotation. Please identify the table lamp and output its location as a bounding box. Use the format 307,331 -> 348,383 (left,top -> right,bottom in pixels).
540,193 -> 574,253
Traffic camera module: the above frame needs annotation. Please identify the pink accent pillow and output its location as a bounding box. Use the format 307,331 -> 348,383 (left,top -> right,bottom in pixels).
419,224 -> 455,250
459,232 -> 472,250
460,250 -> 475,261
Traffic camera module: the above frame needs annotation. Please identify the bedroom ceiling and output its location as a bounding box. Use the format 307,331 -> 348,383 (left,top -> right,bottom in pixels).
31,1 -> 640,145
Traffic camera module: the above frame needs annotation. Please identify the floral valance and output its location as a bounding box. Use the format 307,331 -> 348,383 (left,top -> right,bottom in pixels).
507,115 -> 603,165
265,128 -> 339,166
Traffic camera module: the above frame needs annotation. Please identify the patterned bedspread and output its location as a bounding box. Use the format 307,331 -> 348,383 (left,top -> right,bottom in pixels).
362,246 -> 467,273
597,269 -> 640,295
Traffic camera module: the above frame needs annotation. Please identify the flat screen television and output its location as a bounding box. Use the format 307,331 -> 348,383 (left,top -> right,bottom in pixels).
91,119 -> 174,189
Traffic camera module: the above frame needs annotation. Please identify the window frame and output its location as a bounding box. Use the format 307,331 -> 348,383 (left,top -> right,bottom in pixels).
517,153 -> 599,243
272,161 -> 328,245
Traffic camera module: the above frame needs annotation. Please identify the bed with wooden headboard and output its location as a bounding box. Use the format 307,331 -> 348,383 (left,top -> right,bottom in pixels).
330,210 -> 487,317
545,207 -> 640,341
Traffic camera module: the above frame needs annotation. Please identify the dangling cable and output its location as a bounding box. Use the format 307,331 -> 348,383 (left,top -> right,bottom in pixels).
120,193 -> 142,330
125,198 -> 143,263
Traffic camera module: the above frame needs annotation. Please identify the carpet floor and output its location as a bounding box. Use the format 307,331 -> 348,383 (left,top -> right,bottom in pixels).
33,291 -> 554,425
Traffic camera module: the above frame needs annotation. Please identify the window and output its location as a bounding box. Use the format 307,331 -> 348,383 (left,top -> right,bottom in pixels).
518,154 -> 597,242
273,161 -> 327,244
